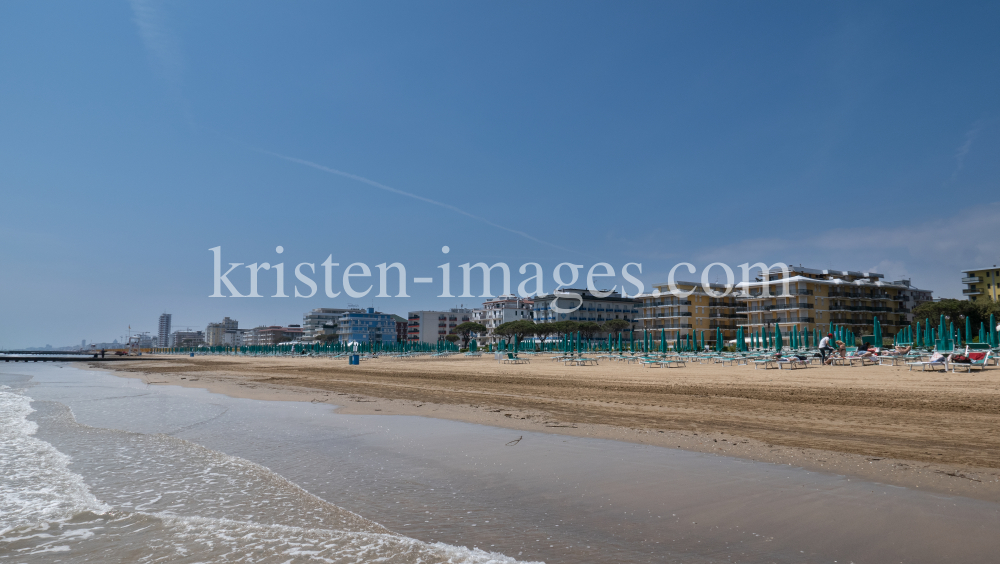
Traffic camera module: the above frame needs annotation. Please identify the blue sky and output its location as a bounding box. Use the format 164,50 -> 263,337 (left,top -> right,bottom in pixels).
1,1 -> 998,347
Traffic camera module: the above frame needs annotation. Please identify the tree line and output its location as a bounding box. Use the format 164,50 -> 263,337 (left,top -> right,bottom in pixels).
449,319 -> 633,348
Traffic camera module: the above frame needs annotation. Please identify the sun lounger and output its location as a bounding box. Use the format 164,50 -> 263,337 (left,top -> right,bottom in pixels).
907,358 -> 949,371
719,357 -> 748,366
952,351 -> 991,373
777,358 -> 809,370
753,359 -> 778,369
849,354 -> 877,367
503,353 -> 529,364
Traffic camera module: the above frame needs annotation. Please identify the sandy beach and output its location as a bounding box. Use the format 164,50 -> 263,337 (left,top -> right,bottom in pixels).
99,354 -> 1000,502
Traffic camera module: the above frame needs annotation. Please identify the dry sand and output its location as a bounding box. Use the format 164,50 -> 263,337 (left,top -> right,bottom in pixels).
97,354 -> 1000,502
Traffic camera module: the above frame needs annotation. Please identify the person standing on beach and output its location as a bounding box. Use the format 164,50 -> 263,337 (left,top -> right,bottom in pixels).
100,348 -> 105,359
818,333 -> 835,363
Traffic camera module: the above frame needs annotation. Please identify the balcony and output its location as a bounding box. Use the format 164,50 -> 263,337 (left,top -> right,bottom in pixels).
962,276 -> 982,284
963,288 -> 983,295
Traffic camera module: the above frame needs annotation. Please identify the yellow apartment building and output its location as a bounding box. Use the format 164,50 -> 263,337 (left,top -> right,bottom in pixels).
962,266 -> 1000,301
636,281 -> 741,344
738,266 -> 910,337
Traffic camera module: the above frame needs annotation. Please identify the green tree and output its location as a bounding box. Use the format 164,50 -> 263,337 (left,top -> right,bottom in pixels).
495,319 -> 535,344
553,320 -> 579,339
444,333 -> 460,344
531,322 -> 557,349
602,319 -> 631,334
578,321 -> 602,341
912,299 -> 984,330
452,322 -> 487,348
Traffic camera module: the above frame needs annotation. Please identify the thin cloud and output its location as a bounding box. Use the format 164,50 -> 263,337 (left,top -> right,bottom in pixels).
951,120 -> 985,181
692,201 -> 1000,298
129,0 -> 183,85
258,149 -> 577,253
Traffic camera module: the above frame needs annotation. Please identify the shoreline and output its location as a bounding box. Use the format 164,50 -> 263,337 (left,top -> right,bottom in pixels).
92,355 -> 1000,503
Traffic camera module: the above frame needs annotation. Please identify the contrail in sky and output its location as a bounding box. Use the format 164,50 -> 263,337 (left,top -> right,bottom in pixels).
258,149 -> 576,253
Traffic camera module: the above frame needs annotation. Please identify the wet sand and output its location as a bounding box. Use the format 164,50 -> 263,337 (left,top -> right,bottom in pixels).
99,354 -> 1000,502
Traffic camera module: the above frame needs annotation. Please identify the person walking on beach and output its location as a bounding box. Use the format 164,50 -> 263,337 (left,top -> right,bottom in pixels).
100,348 -> 105,359
818,333 -> 835,363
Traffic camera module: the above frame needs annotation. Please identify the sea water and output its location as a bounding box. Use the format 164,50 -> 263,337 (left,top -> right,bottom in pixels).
3,364 -> 1000,563
0,373 -> 530,563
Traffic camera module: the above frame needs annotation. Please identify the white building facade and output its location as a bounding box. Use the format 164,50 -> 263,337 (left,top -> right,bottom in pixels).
473,295 -> 533,346
406,308 -> 473,344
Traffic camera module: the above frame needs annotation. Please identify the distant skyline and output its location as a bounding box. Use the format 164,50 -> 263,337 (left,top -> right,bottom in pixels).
1,1 -> 998,347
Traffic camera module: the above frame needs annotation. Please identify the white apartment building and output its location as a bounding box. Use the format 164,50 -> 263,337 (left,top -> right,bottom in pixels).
302,308 -> 355,341
406,308 -> 473,344
473,295 -> 533,346
531,288 -> 640,336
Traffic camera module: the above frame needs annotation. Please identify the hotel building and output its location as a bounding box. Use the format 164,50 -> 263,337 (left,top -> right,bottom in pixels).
738,266 -> 912,338
636,281 -> 741,343
473,295 -> 533,346
531,289 -> 640,337
406,308 -> 474,343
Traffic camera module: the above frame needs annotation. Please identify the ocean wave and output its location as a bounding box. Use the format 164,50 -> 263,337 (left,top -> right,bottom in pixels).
0,386 -> 109,536
0,386 -> 540,563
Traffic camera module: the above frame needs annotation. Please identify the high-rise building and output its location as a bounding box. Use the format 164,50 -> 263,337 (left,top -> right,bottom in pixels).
158,313 -> 172,347
205,317 -> 238,346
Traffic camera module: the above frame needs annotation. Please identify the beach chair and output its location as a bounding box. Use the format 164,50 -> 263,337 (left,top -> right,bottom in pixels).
907,355 -> 949,372
849,353 -> 877,367
877,354 -> 908,366
719,357 -> 747,366
952,351 -> 991,373
753,359 -> 778,369
503,353 -> 529,364
777,358 -> 809,370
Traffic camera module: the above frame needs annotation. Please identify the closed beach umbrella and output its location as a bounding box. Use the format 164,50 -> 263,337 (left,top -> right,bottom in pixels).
661,329 -> 666,353
775,324 -> 783,352
991,314 -> 997,347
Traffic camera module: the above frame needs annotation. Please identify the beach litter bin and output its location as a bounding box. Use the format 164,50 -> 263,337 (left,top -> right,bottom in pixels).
190,353 -> 194,357
349,354 -> 359,365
